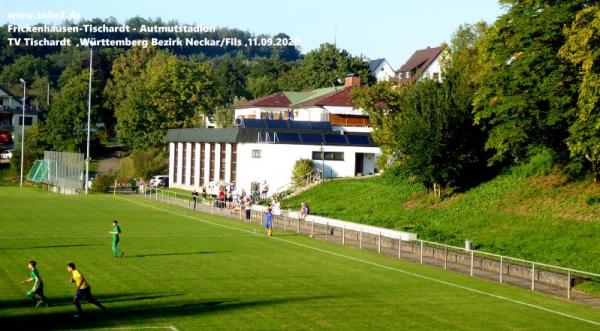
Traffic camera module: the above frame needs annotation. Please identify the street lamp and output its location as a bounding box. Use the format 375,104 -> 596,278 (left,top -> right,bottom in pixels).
19,78 -> 26,187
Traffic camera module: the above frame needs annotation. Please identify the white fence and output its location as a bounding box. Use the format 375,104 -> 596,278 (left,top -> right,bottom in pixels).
139,188 -> 600,302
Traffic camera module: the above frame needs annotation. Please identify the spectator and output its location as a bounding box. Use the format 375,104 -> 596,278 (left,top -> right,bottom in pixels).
192,189 -> 199,210
201,186 -> 207,199
261,181 -> 269,200
130,178 -> 137,194
271,197 -> 281,216
138,178 -> 145,195
245,196 -> 253,222
218,189 -> 225,208
299,202 -> 309,221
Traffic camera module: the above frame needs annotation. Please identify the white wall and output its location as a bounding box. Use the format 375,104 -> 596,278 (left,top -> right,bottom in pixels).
235,107 -> 290,119
373,61 -> 396,81
236,143 -> 380,196
322,106 -> 365,116
422,55 -> 442,81
168,142 -> 175,185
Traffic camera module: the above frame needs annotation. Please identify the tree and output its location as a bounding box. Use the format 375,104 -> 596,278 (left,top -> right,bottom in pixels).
292,159 -> 315,186
0,55 -> 47,85
113,51 -> 221,149
473,0 -> 589,165
46,70 -> 102,151
282,43 -> 374,90
559,4 -> 600,180
214,105 -> 235,128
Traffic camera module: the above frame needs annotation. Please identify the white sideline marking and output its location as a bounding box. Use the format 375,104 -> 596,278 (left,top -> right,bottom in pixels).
121,197 -> 600,327
73,326 -> 178,331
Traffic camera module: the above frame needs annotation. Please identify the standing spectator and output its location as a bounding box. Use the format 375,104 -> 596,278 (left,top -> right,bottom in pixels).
260,181 -> 269,200
299,202 -> 309,221
138,178 -> 145,195
271,197 -> 281,216
192,189 -> 199,210
245,196 -> 253,222
130,178 -> 137,194
218,189 -> 225,208
201,186 -> 207,199
265,207 -> 273,237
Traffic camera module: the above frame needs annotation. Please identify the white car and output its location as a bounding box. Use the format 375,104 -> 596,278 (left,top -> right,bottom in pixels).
150,175 -> 169,187
0,150 -> 13,159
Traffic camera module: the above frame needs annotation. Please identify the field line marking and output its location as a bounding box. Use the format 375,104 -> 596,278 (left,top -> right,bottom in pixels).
72,326 -> 179,331
121,197 -> 600,327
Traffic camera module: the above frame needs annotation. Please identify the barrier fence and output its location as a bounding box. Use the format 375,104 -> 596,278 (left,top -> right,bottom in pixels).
137,187 -> 600,303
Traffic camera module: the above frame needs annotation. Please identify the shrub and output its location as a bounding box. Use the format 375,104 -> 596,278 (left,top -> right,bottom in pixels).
91,174 -> 114,193
292,159 -> 314,186
131,147 -> 168,179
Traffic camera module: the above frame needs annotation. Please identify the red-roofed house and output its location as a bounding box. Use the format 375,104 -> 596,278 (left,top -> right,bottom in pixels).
234,74 -> 370,133
396,46 -> 444,82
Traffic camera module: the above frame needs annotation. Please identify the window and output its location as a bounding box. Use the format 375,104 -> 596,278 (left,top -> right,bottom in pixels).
231,144 -> 237,183
19,116 -> 33,126
252,149 -> 261,158
182,143 -> 187,185
173,143 -> 179,184
312,151 -> 344,161
209,143 -> 215,181
219,144 -> 226,180
190,144 -> 196,186
199,143 -> 205,185
433,72 -> 440,80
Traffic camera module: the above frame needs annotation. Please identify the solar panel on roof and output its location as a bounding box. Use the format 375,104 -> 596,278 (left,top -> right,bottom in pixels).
289,121 -> 312,130
242,119 -> 265,128
265,119 -> 288,129
275,132 -> 301,143
300,133 -> 323,144
310,122 -> 333,131
323,134 -> 348,145
346,135 -> 371,145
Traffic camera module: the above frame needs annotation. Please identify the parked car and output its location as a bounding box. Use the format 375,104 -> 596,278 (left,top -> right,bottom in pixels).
0,150 -> 13,159
150,175 -> 169,187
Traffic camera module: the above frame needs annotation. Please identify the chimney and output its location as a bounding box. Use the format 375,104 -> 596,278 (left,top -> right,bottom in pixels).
344,73 -> 360,87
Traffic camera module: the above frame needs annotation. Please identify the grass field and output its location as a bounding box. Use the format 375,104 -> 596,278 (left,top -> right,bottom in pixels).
1,188 -> 600,330
282,170 -> 600,276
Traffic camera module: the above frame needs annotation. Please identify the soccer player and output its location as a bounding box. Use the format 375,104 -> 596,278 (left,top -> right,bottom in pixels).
67,262 -> 105,317
265,207 -> 273,237
109,220 -> 124,258
20,260 -> 50,307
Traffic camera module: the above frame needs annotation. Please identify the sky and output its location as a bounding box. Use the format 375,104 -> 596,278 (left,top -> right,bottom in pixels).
2,0 -> 505,68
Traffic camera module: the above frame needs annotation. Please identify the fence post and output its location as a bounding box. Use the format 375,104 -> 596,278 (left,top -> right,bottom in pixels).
296,211 -> 300,234
567,269 -> 571,299
420,241 -> 423,264
326,222 -> 329,241
311,219 -> 314,237
499,256 -> 503,283
359,228 -> 362,249
398,238 -> 402,259
444,247 -> 448,270
470,250 -> 474,276
342,225 -> 345,245
378,232 -> 382,254
531,262 -> 535,291
260,210 -> 263,226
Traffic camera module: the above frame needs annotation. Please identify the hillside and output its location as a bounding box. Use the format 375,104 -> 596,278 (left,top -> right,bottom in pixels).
281,165 -> 600,275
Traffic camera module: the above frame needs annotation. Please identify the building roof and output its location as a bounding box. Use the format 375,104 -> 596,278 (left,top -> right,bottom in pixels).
235,86 -> 349,109
166,120 -> 375,147
397,46 -> 443,73
292,87 -> 355,108
368,58 -> 386,73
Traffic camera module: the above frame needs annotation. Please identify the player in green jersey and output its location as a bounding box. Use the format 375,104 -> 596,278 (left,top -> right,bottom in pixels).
21,260 -> 50,307
109,220 -> 124,258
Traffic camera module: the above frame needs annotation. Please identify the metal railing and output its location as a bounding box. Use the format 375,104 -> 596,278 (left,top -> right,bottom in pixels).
138,187 -> 600,303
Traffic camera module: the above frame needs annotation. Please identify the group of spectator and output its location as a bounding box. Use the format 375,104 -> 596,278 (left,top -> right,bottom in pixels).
130,178 -> 145,194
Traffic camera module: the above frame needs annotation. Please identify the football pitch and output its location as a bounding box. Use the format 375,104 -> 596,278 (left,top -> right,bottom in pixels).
1,188 -> 600,330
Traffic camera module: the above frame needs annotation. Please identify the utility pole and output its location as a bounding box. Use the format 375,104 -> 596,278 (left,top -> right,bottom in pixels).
19,79 -> 26,187
85,49 -> 93,194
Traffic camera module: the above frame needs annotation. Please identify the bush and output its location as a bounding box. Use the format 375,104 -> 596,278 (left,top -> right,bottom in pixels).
292,159 -> 314,186
131,147 -> 168,179
91,174 -> 114,193
511,146 -> 557,178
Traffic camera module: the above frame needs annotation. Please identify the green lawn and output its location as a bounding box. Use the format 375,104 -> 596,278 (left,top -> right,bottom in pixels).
1,187 -> 600,330
282,173 -> 600,275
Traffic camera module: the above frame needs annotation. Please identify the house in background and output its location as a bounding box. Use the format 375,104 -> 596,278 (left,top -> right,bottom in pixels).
234,73 -> 371,133
167,74 -> 381,196
396,46 -> 444,82
368,58 -> 395,82
0,85 -> 40,151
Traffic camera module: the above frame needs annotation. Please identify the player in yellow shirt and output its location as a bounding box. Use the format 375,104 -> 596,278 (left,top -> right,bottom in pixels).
67,262 -> 105,317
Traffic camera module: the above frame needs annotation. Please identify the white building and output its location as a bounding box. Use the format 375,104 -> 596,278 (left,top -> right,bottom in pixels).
368,58 -> 396,82
0,85 -> 38,150
166,122 -> 379,196
396,46 -> 444,82
167,75 -> 381,196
